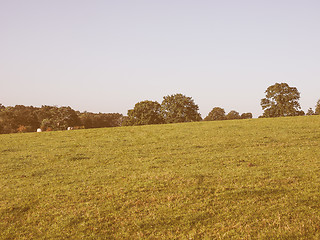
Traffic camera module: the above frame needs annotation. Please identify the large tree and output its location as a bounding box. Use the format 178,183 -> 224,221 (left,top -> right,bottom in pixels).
161,94 -> 202,123
204,107 -> 226,121
261,83 -> 301,117
226,110 -> 241,120
35,106 -> 80,130
124,100 -> 164,126
241,112 -> 253,119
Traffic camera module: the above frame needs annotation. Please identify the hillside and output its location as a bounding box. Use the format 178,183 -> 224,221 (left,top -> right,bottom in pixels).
1,116 -> 320,239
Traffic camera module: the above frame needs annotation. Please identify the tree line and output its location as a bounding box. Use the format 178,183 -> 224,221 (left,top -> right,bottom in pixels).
122,83 -> 320,125
1,83 -> 320,134
0,105 -> 123,134
122,93 -> 253,126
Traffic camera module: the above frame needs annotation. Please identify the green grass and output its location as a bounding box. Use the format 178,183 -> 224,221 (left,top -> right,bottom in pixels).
1,116 -> 320,239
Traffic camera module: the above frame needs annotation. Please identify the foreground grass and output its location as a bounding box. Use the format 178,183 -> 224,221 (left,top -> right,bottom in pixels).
1,116 -> 320,239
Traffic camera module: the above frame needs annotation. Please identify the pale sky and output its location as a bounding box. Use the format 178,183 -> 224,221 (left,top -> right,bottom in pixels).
1,0 -> 320,118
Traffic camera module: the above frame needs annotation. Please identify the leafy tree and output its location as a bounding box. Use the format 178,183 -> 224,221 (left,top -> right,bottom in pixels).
40,118 -> 54,131
261,83 -> 301,117
0,107 -> 14,133
161,94 -> 202,123
204,107 -> 226,121
241,112 -> 253,119
35,106 -> 55,121
79,112 -> 123,128
226,110 -> 241,120
307,108 -> 314,116
79,112 -> 93,128
55,106 -> 81,130
297,110 -> 305,116
124,100 -> 164,126
14,105 -> 39,131
36,106 -> 80,130
315,100 -> 320,115
0,105 -> 39,133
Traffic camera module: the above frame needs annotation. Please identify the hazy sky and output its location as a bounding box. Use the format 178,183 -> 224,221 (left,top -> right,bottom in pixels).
1,0 -> 320,118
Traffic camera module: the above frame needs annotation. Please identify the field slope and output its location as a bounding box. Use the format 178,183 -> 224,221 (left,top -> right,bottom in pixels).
1,116 -> 320,239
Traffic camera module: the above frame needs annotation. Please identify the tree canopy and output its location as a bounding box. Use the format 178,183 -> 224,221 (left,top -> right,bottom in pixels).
161,94 -> 202,123
123,100 -> 164,126
79,112 -> 123,129
261,83 -> 302,117
241,113 -> 253,119
0,105 -> 39,133
226,110 -> 241,120
204,107 -> 226,121
204,108 -> 252,121
307,108 -> 314,116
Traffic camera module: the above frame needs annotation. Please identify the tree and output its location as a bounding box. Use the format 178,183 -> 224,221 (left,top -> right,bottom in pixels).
55,107 -> 81,130
79,112 -> 123,128
161,94 -> 202,123
204,107 -> 226,121
226,110 -> 241,120
79,112 -> 93,128
123,100 -> 164,126
297,110 -> 305,116
261,83 -> 301,117
241,112 -> 253,119
35,106 -> 80,130
315,100 -> 320,115
0,105 -> 39,133
40,118 -> 54,131
307,108 -> 314,116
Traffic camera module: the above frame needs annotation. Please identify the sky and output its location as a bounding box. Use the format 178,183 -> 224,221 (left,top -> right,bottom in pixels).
1,0 -> 320,118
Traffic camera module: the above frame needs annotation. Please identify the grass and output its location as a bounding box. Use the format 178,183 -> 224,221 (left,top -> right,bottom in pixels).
1,116 -> 320,239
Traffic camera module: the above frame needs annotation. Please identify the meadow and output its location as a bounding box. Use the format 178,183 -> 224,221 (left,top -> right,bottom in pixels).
1,116 -> 320,239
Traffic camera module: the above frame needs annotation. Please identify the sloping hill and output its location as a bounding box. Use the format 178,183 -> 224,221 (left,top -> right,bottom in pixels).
1,116 -> 320,239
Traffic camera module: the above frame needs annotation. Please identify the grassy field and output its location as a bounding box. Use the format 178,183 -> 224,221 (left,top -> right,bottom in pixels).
1,116 -> 320,239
